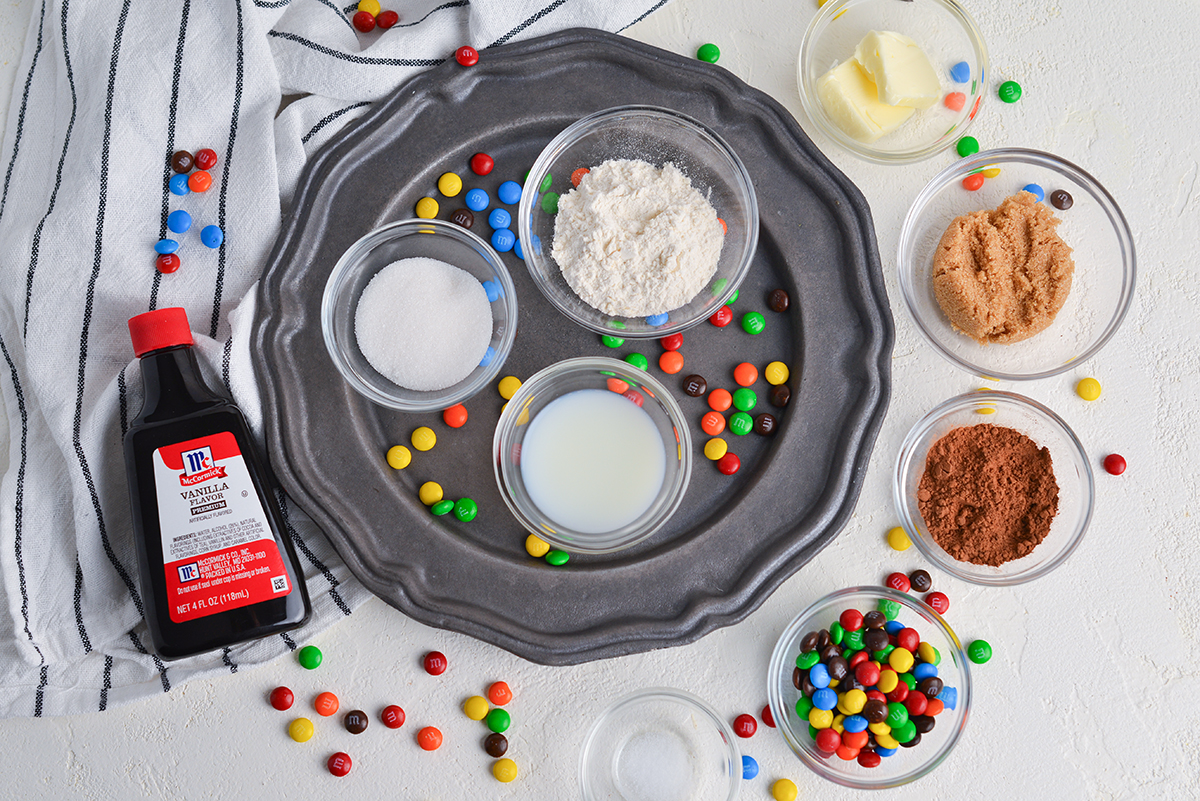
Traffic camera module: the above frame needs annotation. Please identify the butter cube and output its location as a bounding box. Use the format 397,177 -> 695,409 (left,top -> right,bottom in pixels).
817,58 -> 915,143
854,30 -> 941,110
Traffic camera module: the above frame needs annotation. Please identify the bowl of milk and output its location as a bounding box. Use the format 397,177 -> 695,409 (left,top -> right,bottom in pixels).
493,356 -> 692,554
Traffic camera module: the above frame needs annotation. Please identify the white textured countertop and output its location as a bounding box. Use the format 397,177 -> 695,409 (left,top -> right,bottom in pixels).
1,0 -> 1197,798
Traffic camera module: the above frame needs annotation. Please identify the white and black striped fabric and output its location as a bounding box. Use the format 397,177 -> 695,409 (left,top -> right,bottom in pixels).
0,0 -> 669,718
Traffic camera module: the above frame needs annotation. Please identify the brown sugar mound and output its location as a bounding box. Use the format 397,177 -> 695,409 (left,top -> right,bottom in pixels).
932,191 -> 1075,344
917,423 -> 1060,567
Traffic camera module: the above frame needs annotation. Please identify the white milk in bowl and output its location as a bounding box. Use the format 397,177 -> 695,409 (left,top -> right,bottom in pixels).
519,388 -> 666,534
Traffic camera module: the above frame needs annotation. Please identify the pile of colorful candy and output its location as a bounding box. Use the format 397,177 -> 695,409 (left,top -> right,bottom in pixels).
790,604 -> 959,766
349,0 -> 399,32
155,148 -> 224,274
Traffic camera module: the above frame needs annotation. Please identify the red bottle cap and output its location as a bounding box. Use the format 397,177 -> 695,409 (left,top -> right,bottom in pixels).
128,307 -> 194,357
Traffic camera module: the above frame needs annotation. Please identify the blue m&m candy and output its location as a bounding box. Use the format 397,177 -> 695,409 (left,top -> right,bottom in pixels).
646,312 -> 669,326
808,662 -> 830,689
479,346 -> 495,367
513,238 -> 525,260
488,208 -> 511,229
200,225 -> 224,248
741,755 -> 759,780
167,209 -> 192,233
154,238 -> 179,255
811,688 -> 837,711
949,61 -> 971,83
497,180 -> 522,205
938,686 -> 958,710
464,188 -> 489,212
482,280 -> 500,302
491,229 -> 515,253
168,174 -> 190,195
1022,183 -> 1045,202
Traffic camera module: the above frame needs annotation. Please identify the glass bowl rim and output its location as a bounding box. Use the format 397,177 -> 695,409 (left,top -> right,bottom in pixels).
893,389 -> 1096,586
766,585 -> 972,789
320,217 -> 518,412
492,355 -> 693,554
796,0 -> 990,164
516,103 -> 760,339
578,686 -> 742,801
897,146 -> 1137,380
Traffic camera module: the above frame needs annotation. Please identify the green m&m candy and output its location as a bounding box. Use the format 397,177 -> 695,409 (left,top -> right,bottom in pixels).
696,43 -> 720,63
728,411 -> 753,436
956,135 -> 980,158
998,80 -> 1022,103
431,499 -> 455,516
545,550 -> 570,566
453,498 -> 478,522
624,353 -> 649,371
298,645 -> 323,670
967,639 -> 993,664
741,312 -> 765,335
601,334 -> 624,348
486,708 -> 512,733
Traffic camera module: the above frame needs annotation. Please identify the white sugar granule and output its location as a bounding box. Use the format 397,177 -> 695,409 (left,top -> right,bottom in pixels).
551,159 -> 724,317
354,257 -> 492,392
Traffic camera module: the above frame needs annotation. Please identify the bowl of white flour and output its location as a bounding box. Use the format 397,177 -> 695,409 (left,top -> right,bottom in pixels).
518,106 -> 758,339
321,218 -> 518,412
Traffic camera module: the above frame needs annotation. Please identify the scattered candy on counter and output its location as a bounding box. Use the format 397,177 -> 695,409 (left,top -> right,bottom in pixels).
171,150 -> 194,172
998,80 -> 1022,103
659,351 -> 685,374
956,135 -> 980,158
353,10 -> 376,32
198,149 -> 218,170
761,704 -> 776,728
464,696 -> 490,721
455,46 -> 479,67
703,438 -> 728,461
488,208 -> 511,229
967,639 -> 992,664
716,452 -> 740,475
411,426 -> 437,451
464,188 -> 489,211
732,387 -> 756,412
415,196 -> 439,218
741,311 -> 765,335
909,569 -> 932,592
729,411 -> 753,436
492,758 -> 519,783
386,444 -> 411,469
624,352 -> 649,371
168,209 -> 192,234
886,572 -> 911,593
418,481 -> 443,506
486,707 -> 511,734
772,778 -> 799,801
1103,453 -> 1126,475
450,208 -> 474,228
443,403 -> 468,428
470,153 -> 494,175
497,180 -> 522,205
454,498 -> 478,522
765,361 -> 789,385
438,172 -> 463,197
488,681 -> 513,706
298,645 -> 323,669
270,686 -> 294,711
700,411 -> 725,436
1076,376 -> 1101,401
753,413 -> 777,436
424,651 -> 448,676
288,717 -> 314,743
381,705 -> 406,728
767,288 -> 789,312
315,691 -> 340,717
1050,189 -> 1073,210
925,591 -> 950,615
601,334 -> 624,348
484,732 -> 508,757
327,752 -> 352,777
344,710 -> 369,734
708,388 -> 733,412
524,534 -> 550,558
418,726 -> 444,750
733,713 -> 757,738
169,174 -> 189,195
682,374 -> 707,396
491,228 -> 515,252
741,754 -> 759,779
188,171 -> 212,193
696,43 -> 720,63
733,362 -> 758,386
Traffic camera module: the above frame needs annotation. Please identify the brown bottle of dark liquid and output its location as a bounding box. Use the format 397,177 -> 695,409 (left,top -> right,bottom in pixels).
123,307 -> 309,659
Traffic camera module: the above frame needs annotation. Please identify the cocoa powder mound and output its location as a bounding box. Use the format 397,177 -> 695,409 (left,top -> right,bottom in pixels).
917,423 -> 1059,567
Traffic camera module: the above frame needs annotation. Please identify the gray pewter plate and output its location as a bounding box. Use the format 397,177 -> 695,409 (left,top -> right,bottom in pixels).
251,28 -> 892,665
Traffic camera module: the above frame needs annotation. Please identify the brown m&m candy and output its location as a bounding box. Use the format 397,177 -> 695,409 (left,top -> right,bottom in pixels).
753,413 -> 777,436
171,150 -> 194,173
484,732 -> 508,757
682,374 -> 708,397
909,569 -> 932,593
767,288 -> 789,313
344,709 -> 369,734
769,384 -> 790,408
450,208 -> 474,228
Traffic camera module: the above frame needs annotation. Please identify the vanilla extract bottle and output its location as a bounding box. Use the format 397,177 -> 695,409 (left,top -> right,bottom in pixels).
123,307 -> 309,659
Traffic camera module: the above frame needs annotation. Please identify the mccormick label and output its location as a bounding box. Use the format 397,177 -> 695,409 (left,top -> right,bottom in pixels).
153,431 -> 291,623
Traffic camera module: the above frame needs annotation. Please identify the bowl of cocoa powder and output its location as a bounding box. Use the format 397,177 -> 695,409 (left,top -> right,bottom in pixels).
897,148 -> 1135,380
894,390 -> 1094,585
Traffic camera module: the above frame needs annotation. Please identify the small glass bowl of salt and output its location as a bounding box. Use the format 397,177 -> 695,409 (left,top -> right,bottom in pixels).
580,688 -> 741,801
322,218 -> 518,412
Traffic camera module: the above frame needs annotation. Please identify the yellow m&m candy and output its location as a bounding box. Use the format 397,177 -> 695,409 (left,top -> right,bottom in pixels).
437,172 -> 463,197
415,196 -> 439,218
386,445 -> 411,469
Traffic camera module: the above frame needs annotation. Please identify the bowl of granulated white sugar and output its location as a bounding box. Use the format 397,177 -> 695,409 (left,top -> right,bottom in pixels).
518,106 -> 758,339
322,218 -> 518,412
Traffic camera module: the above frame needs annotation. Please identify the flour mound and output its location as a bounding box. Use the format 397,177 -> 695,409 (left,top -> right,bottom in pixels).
550,159 -> 724,317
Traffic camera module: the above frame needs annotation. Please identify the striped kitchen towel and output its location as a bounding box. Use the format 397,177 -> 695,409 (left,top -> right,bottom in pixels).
0,0 -> 670,718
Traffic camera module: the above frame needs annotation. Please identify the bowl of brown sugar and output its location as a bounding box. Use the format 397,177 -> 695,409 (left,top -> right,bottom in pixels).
894,390 -> 1094,585
897,148 -> 1136,380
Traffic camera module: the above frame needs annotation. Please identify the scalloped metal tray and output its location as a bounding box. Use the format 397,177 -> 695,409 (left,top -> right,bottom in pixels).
251,28 -> 892,665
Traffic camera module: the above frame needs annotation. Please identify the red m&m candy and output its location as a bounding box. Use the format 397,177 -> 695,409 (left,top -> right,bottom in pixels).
1103,453 -> 1126,475
424,651 -> 448,675
716,452 -> 740,475
925,592 -> 950,615
660,332 -> 683,351
470,152 -> 494,175
194,148 -> 218,170
381,705 -> 406,728
709,305 -> 733,327
896,627 -> 920,652
455,45 -> 479,66
328,752 -> 352,777
886,572 -> 911,593
838,608 -> 864,632
377,9 -> 399,28
761,704 -> 776,728
269,686 -> 294,711
352,10 -> 376,32
733,713 -> 757,738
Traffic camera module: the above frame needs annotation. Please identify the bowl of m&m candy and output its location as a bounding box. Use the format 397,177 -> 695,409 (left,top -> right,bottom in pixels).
767,586 -> 971,789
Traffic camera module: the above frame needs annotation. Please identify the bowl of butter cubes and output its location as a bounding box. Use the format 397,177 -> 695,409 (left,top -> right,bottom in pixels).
798,0 -> 989,164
